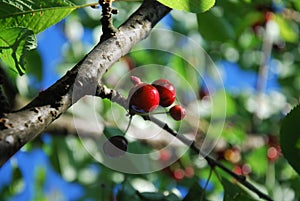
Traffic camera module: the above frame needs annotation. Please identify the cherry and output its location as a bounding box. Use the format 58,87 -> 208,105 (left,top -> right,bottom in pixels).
199,85 -> 209,100
128,76 -> 160,114
103,135 -> 128,158
224,148 -> 241,164
152,79 -> 176,107
169,105 -> 186,121
159,149 -> 171,162
267,146 -> 279,162
173,168 -> 185,181
184,166 -> 195,178
233,164 -> 252,175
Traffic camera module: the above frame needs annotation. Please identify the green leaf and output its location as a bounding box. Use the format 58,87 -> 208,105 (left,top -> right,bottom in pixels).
290,176 -> 300,200
222,126 -> 246,145
0,0 -> 79,74
245,146 -> 267,176
137,192 -> 165,200
274,15 -> 298,43
280,105 -> 300,175
0,27 -> 36,74
25,49 -> 43,81
294,0 -> 300,12
0,0 -> 77,34
222,179 -> 257,201
183,182 -> 207,201
116,181 -> 140,201
157,0 -> 215,13
197,10 -> 234,42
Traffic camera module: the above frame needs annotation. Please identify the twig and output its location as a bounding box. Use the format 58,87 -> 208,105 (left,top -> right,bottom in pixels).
149,117 -> 273,201
99,0 -> 118,43
96,84 -> 273,201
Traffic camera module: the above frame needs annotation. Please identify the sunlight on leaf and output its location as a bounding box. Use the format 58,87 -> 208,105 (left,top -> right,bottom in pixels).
157,0 -> 215,13
0,27 -> 36,74
0,0 -> 79,75
274,15 -> 298,43
0,0 -> 77,34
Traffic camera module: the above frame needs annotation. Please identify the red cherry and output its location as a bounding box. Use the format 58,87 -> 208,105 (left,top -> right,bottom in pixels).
128,77 -> 160,114
169,105 -> 186,121
199,86 -> 209,100
103,136 -> 128,158
264,11 -> 273,22
233,165 -> 243,175
159,149 -> 171,161
184,166 -> 194,178
173,169 -> 185,181
267,146 -> 279,162
152,79 -> 176,107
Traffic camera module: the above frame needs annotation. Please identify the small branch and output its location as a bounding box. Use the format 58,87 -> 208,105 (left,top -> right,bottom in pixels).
99,0 -> 118,43
95,84 -> 273,201
150,117 -> 272,201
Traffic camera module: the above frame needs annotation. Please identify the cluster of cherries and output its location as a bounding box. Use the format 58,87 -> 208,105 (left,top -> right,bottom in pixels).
103,76 -> 186,158
128,76 -> 186,120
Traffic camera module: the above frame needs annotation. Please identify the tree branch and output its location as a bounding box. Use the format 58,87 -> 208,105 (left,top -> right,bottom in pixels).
44,114 -> 101,140
0,0 -> 171,166
95,84 -> 273,201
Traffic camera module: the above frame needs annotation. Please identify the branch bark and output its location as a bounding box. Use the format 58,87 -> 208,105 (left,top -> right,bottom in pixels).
44,114 -> 101,140
0,0 -> 171,166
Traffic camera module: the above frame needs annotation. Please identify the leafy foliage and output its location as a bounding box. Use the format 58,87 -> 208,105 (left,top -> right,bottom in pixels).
0,0 -> 77,33
280,105 -> 300,175
0,0 -> 78,74
0,27 -> 36,74
182,182 -> 206,201
197,11 -> 234,42
157,0 -> 215,13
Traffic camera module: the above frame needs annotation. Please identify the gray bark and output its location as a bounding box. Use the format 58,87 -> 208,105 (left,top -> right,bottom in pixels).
0,0 -> 171,166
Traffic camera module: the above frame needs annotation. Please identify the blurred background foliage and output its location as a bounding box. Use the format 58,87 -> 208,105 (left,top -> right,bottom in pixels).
1,0 -> 300,200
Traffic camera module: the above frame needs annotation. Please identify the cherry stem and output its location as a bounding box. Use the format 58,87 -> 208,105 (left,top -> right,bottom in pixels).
123,115 -> 132,136
204,167 -> 213,191
137,111 -> 168,116
130,76 -> 142,85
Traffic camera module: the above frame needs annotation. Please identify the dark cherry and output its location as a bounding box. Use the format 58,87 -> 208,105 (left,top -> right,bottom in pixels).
128,76 -> 160,114
103,135 -> 128,158
152,79 -> 176,107
170,105 -> 186,121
